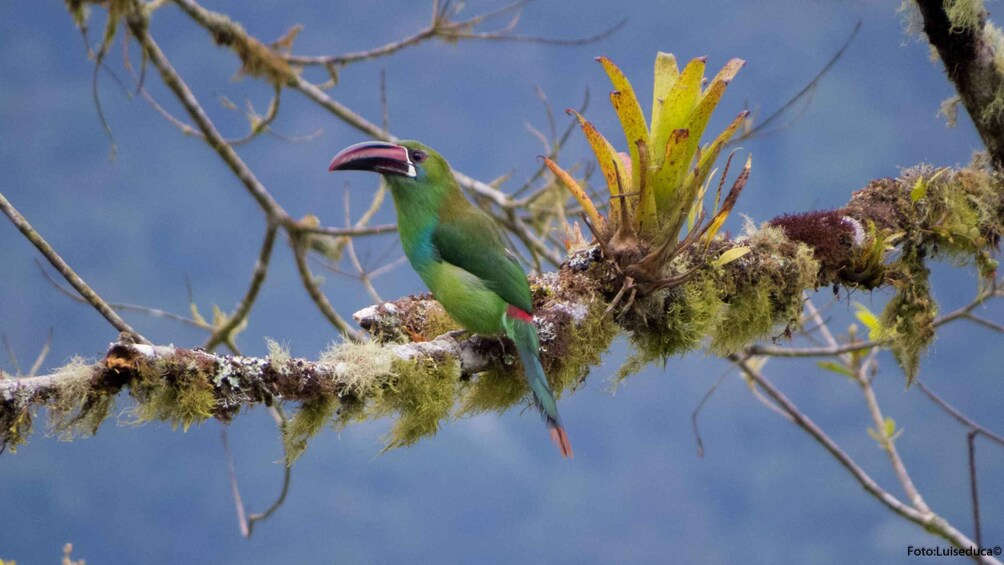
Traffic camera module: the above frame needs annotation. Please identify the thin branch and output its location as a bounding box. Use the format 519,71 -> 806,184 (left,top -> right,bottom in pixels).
691,366 -> 731,457
281,0 -> 620,66
204,221 -> 279,351
343,189 -> 384,304
964,313 -> 1004,333
291,234 -> 364,342
856,348 -> 930,513
737,20 -> 860,142
37,262 -> 207,330
126,15 -> 291,226
732,355 -> 991,557
2,334 -> 21,376
438,18 -> 626,46
301,223 -> 398,237
28,329 -> 53,377
223,405 -> 292,538
968,430 -> 983,553
0,192 -> 150,344
750,283 -> 1001,358
915,381 -> 1004,447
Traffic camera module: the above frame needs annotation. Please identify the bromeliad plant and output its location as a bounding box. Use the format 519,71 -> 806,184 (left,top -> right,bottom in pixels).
546,53 -> 751,292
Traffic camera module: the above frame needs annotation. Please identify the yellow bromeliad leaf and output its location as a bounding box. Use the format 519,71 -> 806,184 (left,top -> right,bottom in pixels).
695,110 -> 748,183
712,246 -> 751,267
610,89 -> 649,193
650,52 -> 680,134
654,128 -> 690,211
680,58 -> 745,170
635,139 -> 658,236
542,156 -> 605,232
651,57 -> 705,168
568,109 -> 630,224
598,57 -> 649,192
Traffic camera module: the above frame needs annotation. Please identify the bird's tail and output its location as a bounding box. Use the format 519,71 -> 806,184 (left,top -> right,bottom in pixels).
506,305 -> 573,459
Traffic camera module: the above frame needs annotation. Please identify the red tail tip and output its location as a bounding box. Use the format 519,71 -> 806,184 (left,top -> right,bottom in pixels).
549,425 -> 574,459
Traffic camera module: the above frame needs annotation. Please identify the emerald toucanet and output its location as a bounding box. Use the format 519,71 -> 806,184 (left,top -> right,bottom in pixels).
329,140 -> 573,458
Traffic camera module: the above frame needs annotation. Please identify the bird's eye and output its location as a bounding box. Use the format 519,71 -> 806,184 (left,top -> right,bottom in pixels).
411,149 -> 428,164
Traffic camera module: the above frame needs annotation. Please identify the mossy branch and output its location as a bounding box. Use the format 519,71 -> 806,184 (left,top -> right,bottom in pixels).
914,0 -> 1004,167
2,164 -> 1002,454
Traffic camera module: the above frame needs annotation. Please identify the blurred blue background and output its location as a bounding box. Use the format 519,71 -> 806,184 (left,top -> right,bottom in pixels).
1,1 -> 1002,563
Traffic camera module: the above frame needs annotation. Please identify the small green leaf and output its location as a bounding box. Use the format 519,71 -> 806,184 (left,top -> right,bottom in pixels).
853,303 -> 882,340
883,416 -> 896,438
816,360 -> 856,378
712,246 -> 751,267
910,176 -> 927,202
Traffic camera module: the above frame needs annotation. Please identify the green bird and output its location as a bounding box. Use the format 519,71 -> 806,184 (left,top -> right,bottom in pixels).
329,140 -> 573,458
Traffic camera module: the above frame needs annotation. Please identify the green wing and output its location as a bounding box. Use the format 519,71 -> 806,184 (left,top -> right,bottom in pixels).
431,210 -> 533,314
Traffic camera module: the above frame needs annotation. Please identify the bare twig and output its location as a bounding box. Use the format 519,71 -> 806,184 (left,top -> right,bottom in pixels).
915,381 -> 1004,447
292,233 -> 364,342
855,348 -> 930,513
282,0 -> 621,66
967,430 -> 983,553
302,223 -> 398,237
737,20 -> 861,142
691,366 -> 732,457
749,284 -> 1001,358
127,15 -> 291,225
204,221 -> 279,351
2,334 -> 21,376
223,406 -> 293,538
28,329 -> 53,377
732,355 -> 991,557
0,192 -> 150,344
37,262 -> 207,330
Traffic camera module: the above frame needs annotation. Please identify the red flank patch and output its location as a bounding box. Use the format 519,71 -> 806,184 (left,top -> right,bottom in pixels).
506,304 -> 533,323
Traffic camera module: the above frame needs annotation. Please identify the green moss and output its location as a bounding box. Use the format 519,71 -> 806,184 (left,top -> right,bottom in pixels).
945,0 -> 984,31
546,302 -> 620,393
618,274 -> 722,380
881,247 -> 936,385
416,304 -> 462,341
709,279 -> 777,354
459,364 -> 528,416
1,397 -> 32,453
321,340 -> 393,400
127,358 -> 216,431
46,357 -> 112,441
283,398 -> 338,465
378,357 -> 460,450
911,166 -> 1002,275
265,337 -> 291,364
709,226 -> 819,354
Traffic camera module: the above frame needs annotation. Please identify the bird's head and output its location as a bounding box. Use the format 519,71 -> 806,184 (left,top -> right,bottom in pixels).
328,140 -> 450,188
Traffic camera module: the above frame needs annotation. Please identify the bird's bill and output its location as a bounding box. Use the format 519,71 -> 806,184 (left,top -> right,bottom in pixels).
328,141 -> 416,178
